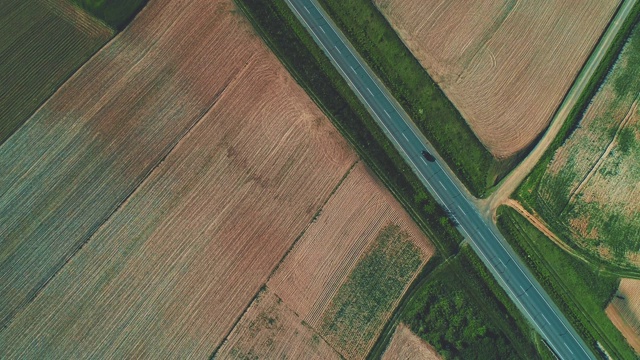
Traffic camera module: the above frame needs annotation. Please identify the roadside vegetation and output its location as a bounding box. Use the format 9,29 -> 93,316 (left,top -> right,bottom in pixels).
70,0 -> 147,29
497,206 -> 636,359
234,0 -> 462,258
399,246 -> 545,359
316,0 -> 523,197
517,2 -> 640,273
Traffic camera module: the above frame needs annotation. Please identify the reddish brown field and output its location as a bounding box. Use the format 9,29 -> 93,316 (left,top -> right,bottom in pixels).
0,0 -> 356,357
268,163 -> 434,358
374,0 -> 620,157
382,323 -> 442,360
215,289 -> 341,360
607,279 -> 640,354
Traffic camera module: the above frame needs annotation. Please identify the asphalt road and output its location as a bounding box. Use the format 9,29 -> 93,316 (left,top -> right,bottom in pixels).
284,0 -> 596,358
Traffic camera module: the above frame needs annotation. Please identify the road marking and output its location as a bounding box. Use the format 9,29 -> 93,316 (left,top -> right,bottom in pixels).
383,109 -> 391,118
438,180 -> 445,188
542,314 -> 550,324
565,342 -> 574,354
285,2 -> 594,357
402,133 -> 409,141
319,26 -> 326,34
458,205 -> 465,214
367,87 -> 373,95
304,5 -> 310,13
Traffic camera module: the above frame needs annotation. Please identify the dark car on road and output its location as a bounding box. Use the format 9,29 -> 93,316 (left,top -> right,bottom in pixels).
422,150 -> 436,162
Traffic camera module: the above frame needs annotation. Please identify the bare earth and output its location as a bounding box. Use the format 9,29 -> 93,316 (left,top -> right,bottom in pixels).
382,323 -> 442,360
607,279 -> 640,354
268,163 -> 434,358
215,289 -> 341,360
374,0 -> 620,158
0,0 -> 356,357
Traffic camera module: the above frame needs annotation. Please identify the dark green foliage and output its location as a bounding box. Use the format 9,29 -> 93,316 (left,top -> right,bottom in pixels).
402,247 -> 542,360
497,206 -> 636,359
316,0 -> 522,197
234,0 -> 462,257
71,0 -> 147,29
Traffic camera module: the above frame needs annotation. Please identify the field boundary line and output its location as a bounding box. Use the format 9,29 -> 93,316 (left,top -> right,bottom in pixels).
0,55 -> 256,332
565,96 -> 638,208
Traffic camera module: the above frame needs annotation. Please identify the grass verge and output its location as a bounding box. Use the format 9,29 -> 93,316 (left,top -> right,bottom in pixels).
234,0 -> 462,257
497,206 -> 636,359
315,0 -> 523,197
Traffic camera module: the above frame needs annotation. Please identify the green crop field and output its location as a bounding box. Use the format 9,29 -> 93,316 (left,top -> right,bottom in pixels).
518,15 -> 640,271
497,206 -> 636,359
0,0 -> 113,146
70,0 -> 147,29
319,224 -> 423,358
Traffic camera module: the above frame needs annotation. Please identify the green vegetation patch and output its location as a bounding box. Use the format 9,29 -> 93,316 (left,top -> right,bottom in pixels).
234,0 -> 462,257
316,0 -> 521,197
497,206 -> 635,359
517,7 -> 640,270
320,224 -> 423,357
70,0 -> 147,29
401,246 -> 542,359
0,0 -> 112,146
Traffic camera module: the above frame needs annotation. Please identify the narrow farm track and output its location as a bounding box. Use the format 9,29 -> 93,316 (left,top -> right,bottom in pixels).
483,0 -> 639,214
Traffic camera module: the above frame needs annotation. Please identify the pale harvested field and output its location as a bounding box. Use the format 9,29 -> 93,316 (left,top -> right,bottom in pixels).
607,279 -> 640,354
215,289 -> 341,360
374,0 -> 620,157
269,163 -> 434,358
0,0 -> 356,357
382,323 -> 442,360
536,23 -> 640,266
0,0 -> 112,145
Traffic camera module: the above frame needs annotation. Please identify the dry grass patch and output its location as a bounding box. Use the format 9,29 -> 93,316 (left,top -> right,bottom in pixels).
382,323 -> 441,360
374,0 -> 620,157
0,0 -> 356,357
215,289 -> 341,360
607,278 -> 640,354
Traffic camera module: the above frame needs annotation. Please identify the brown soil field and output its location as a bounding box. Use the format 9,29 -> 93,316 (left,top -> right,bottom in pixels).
215,289 -> 341,360
0,0 -> 112,145
382,323 -> 442,360
607,279 -> 640,354
374,0 -> 620,157
268,163 -> 434,358
0,0 -> 356,357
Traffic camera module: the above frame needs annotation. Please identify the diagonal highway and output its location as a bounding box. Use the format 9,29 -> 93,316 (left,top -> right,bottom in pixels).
284,0 -> 597,358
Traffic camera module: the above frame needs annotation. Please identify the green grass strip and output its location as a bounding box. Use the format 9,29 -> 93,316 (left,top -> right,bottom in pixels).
497,206 -> 635,359
234,0 -> 462,257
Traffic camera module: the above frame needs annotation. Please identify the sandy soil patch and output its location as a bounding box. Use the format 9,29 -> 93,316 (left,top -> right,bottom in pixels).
374,0 -> 620,157
215,289 -> 341,360
382,323 -> 442,360
607,279 -> 640,354
0,0 -> 356,357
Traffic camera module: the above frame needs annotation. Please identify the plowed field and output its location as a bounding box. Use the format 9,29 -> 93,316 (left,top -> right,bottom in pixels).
268,163 -> 434,358
0,0 -> 356,357
0,0 -> 112,144
215,289 -> 341,360
382,323 -> 441,360
607,279 -> 640,354
374,0 -> 620,157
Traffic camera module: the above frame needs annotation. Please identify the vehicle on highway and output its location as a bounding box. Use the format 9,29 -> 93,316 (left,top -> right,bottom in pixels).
421,150 -> 436,162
